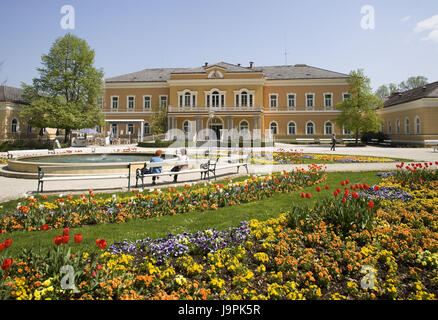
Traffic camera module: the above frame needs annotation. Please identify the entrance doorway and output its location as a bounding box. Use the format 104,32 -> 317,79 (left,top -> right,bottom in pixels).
208,117 -> 223,147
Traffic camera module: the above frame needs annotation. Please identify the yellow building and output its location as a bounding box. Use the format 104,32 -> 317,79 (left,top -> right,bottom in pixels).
103,62 -> 352,143
377,81 -> 438,145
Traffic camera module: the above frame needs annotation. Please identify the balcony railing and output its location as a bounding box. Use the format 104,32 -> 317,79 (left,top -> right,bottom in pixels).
168,105 -> 262,113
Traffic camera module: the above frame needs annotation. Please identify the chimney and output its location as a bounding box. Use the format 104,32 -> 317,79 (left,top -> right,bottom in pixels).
249,61 -> 254,69
422,86 -> 427,92
204,62 -> 208,68
237,63 -> 241,67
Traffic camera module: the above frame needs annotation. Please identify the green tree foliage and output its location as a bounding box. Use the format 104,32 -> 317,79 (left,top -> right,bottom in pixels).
151,104 -> 168,138
20,33 -> 104,143
375,76 -> 428,99
334,69 -> 383,144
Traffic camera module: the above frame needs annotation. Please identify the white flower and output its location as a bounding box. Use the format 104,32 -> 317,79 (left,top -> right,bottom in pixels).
59,194 -> 63,198
139,188 -> 144,193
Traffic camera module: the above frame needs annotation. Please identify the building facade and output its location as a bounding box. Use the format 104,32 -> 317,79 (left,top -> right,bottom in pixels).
103,62 -> 352,143
377,81 -> 438,145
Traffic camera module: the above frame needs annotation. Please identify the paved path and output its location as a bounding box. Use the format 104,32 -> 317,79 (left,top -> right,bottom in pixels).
0,144 -> 436,202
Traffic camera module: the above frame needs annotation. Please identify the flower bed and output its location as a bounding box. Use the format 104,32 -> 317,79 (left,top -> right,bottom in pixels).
0,162 -> 436,300
0,164 -> 326,234
271,149 -> 396,164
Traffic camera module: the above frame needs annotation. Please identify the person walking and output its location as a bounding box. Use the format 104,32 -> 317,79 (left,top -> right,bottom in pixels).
330,133 -> 336,151
171,148 -> 188,183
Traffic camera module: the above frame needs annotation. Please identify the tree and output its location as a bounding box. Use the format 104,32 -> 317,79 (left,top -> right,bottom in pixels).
334,69 -> 383,145
375,76 -> 428,100
151,104 -> 168,139
20,33 -> 104,143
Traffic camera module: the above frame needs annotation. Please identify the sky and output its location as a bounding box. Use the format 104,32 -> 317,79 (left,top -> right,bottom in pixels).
1,0 -> 438,90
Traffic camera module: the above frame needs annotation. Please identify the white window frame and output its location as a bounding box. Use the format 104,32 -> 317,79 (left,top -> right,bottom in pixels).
111,123 -> 118,136
287,121 -> 296,135
324,121 -> 333,135
205,88 -> 226,108
405,117 -> 410,134
343,126 -> 352,135
144,122 -> 151,135
234,88 -> 255,108
395,119 -> 400,134
306,121 -> 315,135
324,93 -> 333,108
287,93 -> 296,108
342,92 -> 351,101
11,118 -> 18,133
387,120 -> 392,134
159,95 -> 168,109
239,120 -> 250,134
127,123 -> 134,135
143,95 -> 151,109
127,96 -> 135,110
415,116 -> 421,135
269,121 -> 278,135
306,93 -> 315,109
269,94 -> 278,108
111,96 -> 119,109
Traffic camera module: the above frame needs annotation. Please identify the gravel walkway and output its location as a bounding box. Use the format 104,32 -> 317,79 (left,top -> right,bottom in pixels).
0,144 -> 436,202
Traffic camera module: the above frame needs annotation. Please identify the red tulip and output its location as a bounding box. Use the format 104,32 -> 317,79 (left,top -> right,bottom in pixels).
96,264 -> 102,271
62,235 -> 70,244
63,228 -> 70,235
316,186 -> 321,192
333,191 -> 339,197
342,198 -> 347,203
325,185 -> 330,190
4,239 -> 12,248
74,234 -> 83,244
1,258 -> 13,271
368,201 -> 374,209
0,243 -> 4,252
54,236 -> 63,246
96,239 -> 107,249
41,224 -> 49,231
306,193 -> 312,199
374,186 -> 380,191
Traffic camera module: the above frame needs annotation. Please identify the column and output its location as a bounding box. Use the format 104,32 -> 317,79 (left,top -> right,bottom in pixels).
140,120 -> 144,142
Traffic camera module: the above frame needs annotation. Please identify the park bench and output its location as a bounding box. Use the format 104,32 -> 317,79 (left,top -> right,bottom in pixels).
369,139 -> 379,145
37,163 -> 132,193
295,138 -> 315,144
318,138 -> 332,144
424,140 -> 438,152
380,140 -> 393,147
342,138 -> 356,144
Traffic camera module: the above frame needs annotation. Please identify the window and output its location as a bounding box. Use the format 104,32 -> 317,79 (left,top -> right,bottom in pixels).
269,95 -> 278,108
387,120 -> 391,134
241,92 -> 248,107
144,122 -> 151,135
111,123 -> 118,135
239,120 -> 249,134
183,121 -> 191,135
396,119 -> 400,134
97,98 -> 103,109
184,92 -> 191,107
11,119 -> 18,133
192,95 -> 196,107
160,96 -> 168,108
306,94 -> 314,108
343,127 -> 352,135
111,96 -> 119,109
324,93 -> 333,108
343,93 -> 351,101
415,116 -> 421,135
127,96 -> 135,109
249,94 -> 253,107
235,94 -> 239,107
287,94 -> 296,108
270,122 -> 278,135
405,118 -> 410,134
306,121 -> 314,135
325,122 -> 333,135
143,96 -> 151,109
127,123 -> 134,135
287,121 -> 296,135
211,91 -> 220,107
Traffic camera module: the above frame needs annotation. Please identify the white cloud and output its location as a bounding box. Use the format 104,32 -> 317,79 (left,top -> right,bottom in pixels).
414,15 -> 438,42
401,16 -> 411,22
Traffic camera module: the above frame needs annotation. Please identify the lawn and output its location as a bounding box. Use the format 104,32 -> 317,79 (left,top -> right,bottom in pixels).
0,171 -> 381,258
